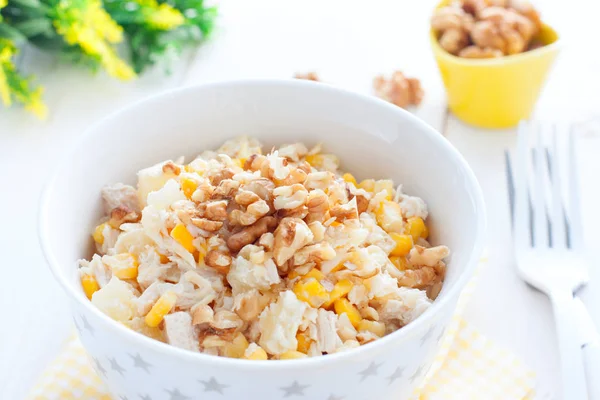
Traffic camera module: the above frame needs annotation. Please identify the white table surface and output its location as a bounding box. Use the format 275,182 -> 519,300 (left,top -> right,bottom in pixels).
1,0 -> 599,398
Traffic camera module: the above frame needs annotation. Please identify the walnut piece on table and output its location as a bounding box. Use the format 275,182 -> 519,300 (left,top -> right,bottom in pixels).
294,72 -> 320,82
373,71 -> 424,109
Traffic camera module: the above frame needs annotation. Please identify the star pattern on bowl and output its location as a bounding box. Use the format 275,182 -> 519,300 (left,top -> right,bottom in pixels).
108,357 -> 126,377
77,318 -> 444,399
199,377 -> 229,394
81,315 -> 95,336
92,357 -> 107,378
280,381 -> 310,397
420,326 -> 435,346
436,327 -> 446,343
165,388 -> 190,400
130,353 -> 152,373
358,362 -> 381,381
409,366 -> 424,383
386,366 -> 405,385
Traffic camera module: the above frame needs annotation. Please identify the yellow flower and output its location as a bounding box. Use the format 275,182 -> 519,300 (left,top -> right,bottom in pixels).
147,4 -> 184,30
53,0 -> 135,80
0,43 -> 15,106
24,87 -> 48,119
0,67 -> 11,106
0,39 -> 47,118
0,0 -> 7,9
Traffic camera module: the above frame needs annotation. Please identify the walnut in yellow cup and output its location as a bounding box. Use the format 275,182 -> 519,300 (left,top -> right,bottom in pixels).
430,0 -> 560,128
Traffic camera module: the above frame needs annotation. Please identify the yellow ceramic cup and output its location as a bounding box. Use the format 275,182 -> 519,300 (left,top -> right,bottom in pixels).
430,2 -> 560,129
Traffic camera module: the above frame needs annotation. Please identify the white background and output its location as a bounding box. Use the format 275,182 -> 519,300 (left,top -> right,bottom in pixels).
1,0 -> 600,398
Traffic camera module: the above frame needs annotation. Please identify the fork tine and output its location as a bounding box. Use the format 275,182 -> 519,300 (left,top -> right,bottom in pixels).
514,121 -> 532,249
567,127 -> 583,249
548,125 -> 567,248
505,150 -> 515,228
533,124 -> 549,248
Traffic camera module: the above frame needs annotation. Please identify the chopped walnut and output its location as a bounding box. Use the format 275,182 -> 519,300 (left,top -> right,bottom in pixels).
396,266 -> 439,289
258,232 -> 275,252
108,206 -> 141,228
431,5 -> 474,33
199,200 -> 228,221
408,245 -> 450,267
227,216 -> 278,253
235,190 -> 261,206
240,179 -> 275,202
458,45 -> 504,58
192,304 -> 215,325
191,218 -> 223,232
273,217 -> 314,266
211,179 -> 240,199
439,28 -> 471,54
229,199 -> 270,226
330,197 -> 359,222
162,162 -> 181,176
293,242 -> 336,266
191,181 -> 215,203
273,184 -> 308,210
373,71 -> 424,108
305,189 -> 329,223
205,249 -> 233,275
294,72 -> 320,81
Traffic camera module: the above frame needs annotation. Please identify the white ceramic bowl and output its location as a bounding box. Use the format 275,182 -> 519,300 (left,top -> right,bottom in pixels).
39,80 -> 485,400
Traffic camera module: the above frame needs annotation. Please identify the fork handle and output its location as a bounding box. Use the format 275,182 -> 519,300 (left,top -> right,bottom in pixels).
551,290 -> 589,400
584,341 -> 600,400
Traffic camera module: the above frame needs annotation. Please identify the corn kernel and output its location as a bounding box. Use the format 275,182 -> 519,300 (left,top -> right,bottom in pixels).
92,223 -> 106,245
405,216 -> 427,241
81,274 -> 99,299
330,220 -> 342,227
334,298 -> 362,328
389,233 -> 414,257
223,332 -> 249,359
357,179 -> 375,192
296,332 -> 312,354
342,173 -> 358,186
375,201 -> 404,233
422,224 -> 429,239
323,279 -> 353,308
158,252 -> 170,264
170,223 -> 196,253
304,268 -> 325,282
280,350 -> 308,360
390,256 -> 408,271
244,346 -> 268,360
357,320 -> 386,337
374,179 -> 394,200
105,253 -> 139,279
180,178 -> 198,199
232,158 -> 247,169
304,154 -> 323,167
145,291 -> 177,327
293,278 -> 329,308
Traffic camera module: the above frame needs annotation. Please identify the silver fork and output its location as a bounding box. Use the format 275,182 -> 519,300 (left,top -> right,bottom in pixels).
506,121 -> 592,399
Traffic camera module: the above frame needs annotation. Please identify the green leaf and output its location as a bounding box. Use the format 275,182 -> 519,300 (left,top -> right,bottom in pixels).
9,0 -> 43,9
0,23 -> 27,42
12,18 -> 53,37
